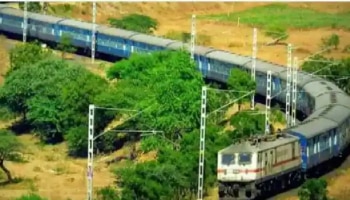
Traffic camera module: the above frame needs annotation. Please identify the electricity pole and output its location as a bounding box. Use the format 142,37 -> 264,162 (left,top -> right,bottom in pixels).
286,44 -> 292,127
190,14 -> 196,60
197,86 -> 207,200
291,57 -> 298,126
251,27 -> 257,110
265,70 -> 272,135
91,2 -> 96,64
196,87 -> 253,200
87,104 -> 153,200
23,0 -> 28,43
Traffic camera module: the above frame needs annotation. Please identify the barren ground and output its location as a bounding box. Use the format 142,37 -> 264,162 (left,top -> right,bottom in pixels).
58,2 -> 350,66
1,2 -> 350,200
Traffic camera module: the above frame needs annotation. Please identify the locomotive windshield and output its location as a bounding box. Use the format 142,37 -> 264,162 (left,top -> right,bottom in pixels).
239,153 -> 252,165
221,154 -> 235,165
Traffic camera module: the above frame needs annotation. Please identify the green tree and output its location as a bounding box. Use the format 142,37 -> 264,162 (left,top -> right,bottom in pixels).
56,33 -> 76,59
18,2 -> 42,13
0,130 -> 22,182
302,55 -> 350,94
8,41 -> 52,75
106,50 -> 204,139
298,178 -> 329,200
108,14 -> 158,34
118,125 -> 230,200
227,68 -> 255,111
0,56 -> 117,155
229,111 -> 265,139
96,186 -> 120,200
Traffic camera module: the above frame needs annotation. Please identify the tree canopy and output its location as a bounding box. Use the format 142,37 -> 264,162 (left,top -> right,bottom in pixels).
298,178 -> 329,200
106,50 -> 204,139
301,55 -> 350,94
227,68 -> 256,111
104,50 -> 258,199
108,14 -> 158,34
0,42 -> 117,156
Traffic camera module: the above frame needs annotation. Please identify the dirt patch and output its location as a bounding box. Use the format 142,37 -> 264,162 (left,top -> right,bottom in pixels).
0,35 -> 11,84
0,135 -> 116,200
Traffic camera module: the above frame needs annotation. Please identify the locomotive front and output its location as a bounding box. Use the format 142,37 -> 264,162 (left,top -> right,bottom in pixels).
217,142 -> 259,200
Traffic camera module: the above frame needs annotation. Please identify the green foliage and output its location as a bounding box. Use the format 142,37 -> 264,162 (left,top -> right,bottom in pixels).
117,125 -> 231,199
96,186 -> 120,200
18,2 -> 42,13
15,193 -> 47,200
271,105 -> 286,124
203,3 -> 350,29
0,129 -> 22,182
140,136 -> 173,153
298,178 -> 329,200
57,33 -> 76,59
8,41 -> 52,75
229,111 -> 265,139
0,106 -> 16,121
108,14 -> 158,34
227,68 -> 255,110
65,126 -> 88,157
301,55 -> 350,94
1,45 -> 117,156
106,50 -> 204,138
105,50 -> 234,198
321,34 -> 340,50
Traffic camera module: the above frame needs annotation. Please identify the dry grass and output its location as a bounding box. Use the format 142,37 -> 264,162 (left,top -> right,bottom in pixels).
0,135 -> 115,200
49,2 -> 350,66
0,35 -> 10,84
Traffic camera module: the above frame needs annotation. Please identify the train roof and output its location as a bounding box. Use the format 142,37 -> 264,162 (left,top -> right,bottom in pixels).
58,18 -> 95,31
29,12 -> 61,24
98,25 -> 137,39
308,104 -> 350,126
303,80 -> 343,98
219,134 -> 298,153
0,5 -> 22,18
314,91 -> 350,110
130,34 -> 176,47
206,50 -> 251,66
289,116 -> 338,139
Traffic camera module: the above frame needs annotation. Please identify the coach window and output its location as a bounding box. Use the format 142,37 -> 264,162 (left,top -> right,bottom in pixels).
313,138 -> 317,153
221,154 -> 235,165
239,152 -> 252,165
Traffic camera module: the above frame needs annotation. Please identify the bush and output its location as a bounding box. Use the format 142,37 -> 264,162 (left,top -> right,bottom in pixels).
15,193 -> 47,200
298,178 -> 329,200
96,186 -> 120,200
321,33 -> 340,50
108,14 -> 158,34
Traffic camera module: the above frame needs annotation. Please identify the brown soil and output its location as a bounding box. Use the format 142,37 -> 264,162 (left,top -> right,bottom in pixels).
0,135 -> 113,200
60,2 -> 350,66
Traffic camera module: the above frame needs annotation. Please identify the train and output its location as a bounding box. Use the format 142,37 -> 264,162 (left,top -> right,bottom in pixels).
0,4 -> 349,200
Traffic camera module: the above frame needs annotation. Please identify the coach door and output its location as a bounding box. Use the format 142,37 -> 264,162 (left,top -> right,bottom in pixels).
262,152 -> 267,177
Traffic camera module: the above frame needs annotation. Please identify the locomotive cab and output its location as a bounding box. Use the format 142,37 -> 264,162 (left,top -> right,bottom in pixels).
217,143 -> 259,199
217,152 -> 257,181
